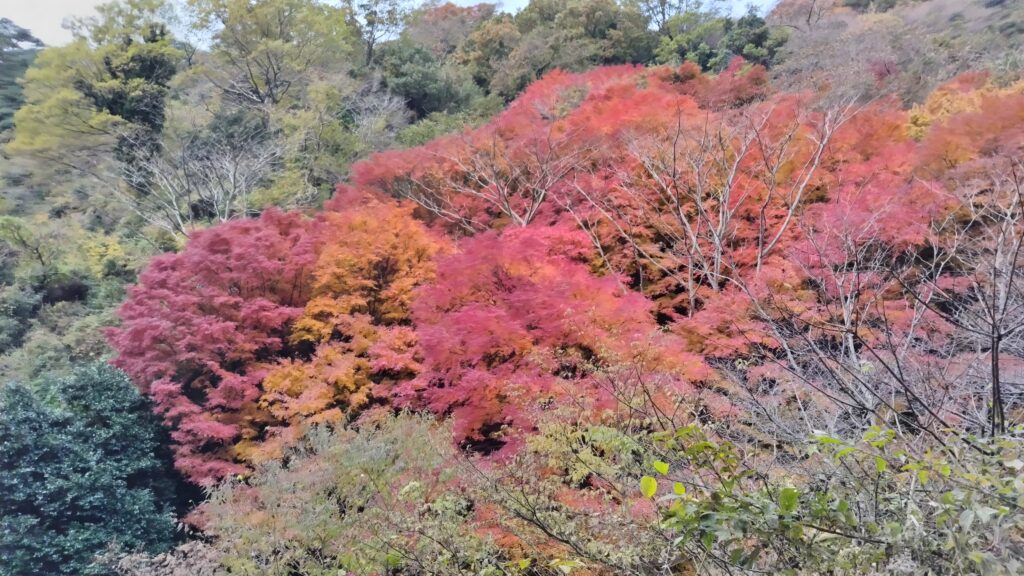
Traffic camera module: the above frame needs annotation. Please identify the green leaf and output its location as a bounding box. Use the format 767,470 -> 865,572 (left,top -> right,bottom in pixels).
549,559 -> 584,574
816,434 -> 843,445
835,446 -> 856,459
673,481 -> 686,495
640,475 -> 658,498
779,487 -> 799,515
787,523 -> 805,540
874,456 -> 887,474
653,460 -> 670,475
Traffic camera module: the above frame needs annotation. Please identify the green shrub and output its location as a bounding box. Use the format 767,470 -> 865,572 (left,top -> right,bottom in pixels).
645,425 -> 1024,575
0,284 -> 40,353
0,364 -> 179,576
204,414 -> 501,575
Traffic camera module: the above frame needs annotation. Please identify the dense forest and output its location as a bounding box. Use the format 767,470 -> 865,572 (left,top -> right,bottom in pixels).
2,0 -> 1024,574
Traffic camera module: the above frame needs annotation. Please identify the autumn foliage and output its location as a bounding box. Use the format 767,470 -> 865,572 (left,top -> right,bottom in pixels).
108,211 -> 317,482
398,224 -> 709,450
110,61 -> 1024,487
109,192 -> 447,483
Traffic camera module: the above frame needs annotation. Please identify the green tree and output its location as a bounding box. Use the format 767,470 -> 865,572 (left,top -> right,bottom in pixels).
654,9 -> 729,69
646,425 -> 1024,575
352,0 -> 413,66
628,0 -> 718,34
203,414 -> 500,575
176,0 -> 377,216
0,210 -> 147,383
655,6 -> 785,70
67,0 -> 181,45
0,19 -> 43,133
0,285 -> 40,355
470,0 -> 655,100
0,364 -> 178,576
190,0 -> 357,106
78,24 -> 181,173
378,41 -> 481,117
544,0 -> 655,65
720,9 -> 786,68
8,3 -> 180,182
455,14 -> 521,91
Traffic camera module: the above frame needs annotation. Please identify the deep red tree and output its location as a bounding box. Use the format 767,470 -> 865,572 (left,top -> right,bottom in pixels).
395,223 -> 709,451
108,210 -> 319,483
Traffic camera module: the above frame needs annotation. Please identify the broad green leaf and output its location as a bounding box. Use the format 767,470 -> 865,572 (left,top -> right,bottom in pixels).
779,487 -> 799,515
549,559 -> 584,574
815,434 -> 843,445
673,481 -> 686,495
874,456 -> 887,474
653,460 -> 670,475
640,475 -> 658,498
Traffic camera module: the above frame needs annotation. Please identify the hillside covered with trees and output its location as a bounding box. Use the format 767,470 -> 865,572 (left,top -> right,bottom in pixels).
2,0 -> 1024,575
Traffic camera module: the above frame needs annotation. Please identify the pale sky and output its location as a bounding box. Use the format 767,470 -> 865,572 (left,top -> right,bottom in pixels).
2,0 -> 778,46
1,0 -> 99,45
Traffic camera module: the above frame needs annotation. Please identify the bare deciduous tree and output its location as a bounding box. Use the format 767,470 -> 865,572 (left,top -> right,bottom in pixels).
564,96 -> 859,314
119,121 -> 283,237
901,160 -> 1024,436
392,123 -> 595,232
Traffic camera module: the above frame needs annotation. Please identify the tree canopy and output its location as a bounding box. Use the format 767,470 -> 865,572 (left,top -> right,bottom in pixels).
5,1 -> 1024,574
0,364 -> 178,576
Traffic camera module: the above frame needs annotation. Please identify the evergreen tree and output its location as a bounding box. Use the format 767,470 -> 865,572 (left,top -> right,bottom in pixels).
0,19 -> 43,133
0,364 -> 178,576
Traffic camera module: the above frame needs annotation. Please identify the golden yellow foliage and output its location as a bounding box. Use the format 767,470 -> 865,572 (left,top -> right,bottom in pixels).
908,72 -> 1024,139
81,233 -> 130,278
291,199 -> 448,344
239,196 -> 449,463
